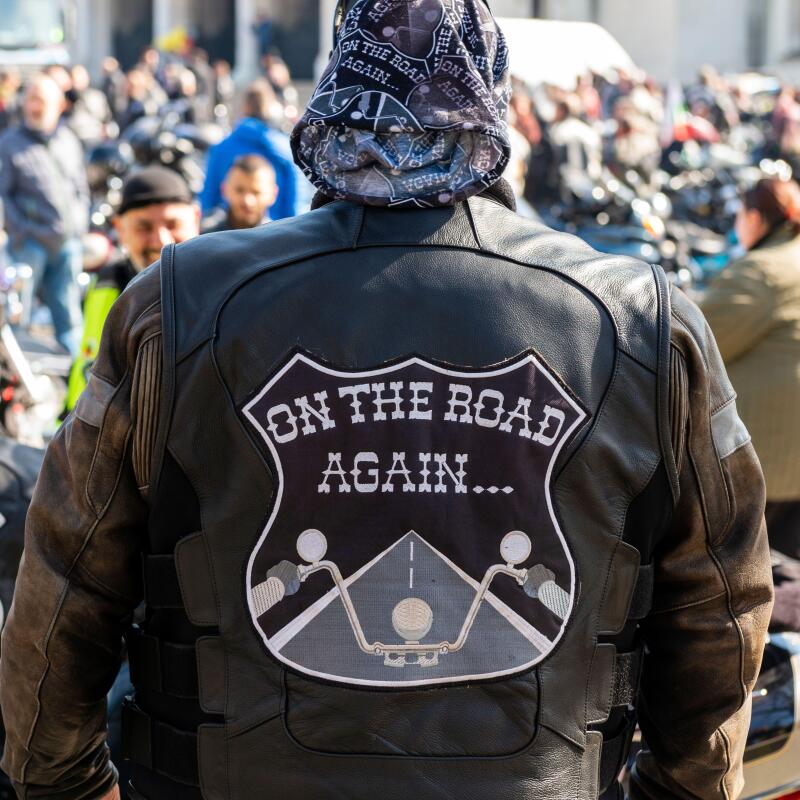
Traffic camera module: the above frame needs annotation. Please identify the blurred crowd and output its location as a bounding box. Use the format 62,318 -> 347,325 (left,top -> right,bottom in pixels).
0,46 -> 309,363
506,65 -> 800,216
2,47 -> 800,596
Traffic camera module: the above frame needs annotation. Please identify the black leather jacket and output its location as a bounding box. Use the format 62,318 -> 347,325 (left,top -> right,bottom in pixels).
0,189 -> 772,800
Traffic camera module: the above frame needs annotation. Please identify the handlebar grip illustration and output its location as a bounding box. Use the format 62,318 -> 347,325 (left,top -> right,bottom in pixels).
523,564 -> 569,620
252,560 -> 301,616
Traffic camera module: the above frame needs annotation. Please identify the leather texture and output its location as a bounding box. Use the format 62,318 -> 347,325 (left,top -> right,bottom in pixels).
0,196 -> 772,800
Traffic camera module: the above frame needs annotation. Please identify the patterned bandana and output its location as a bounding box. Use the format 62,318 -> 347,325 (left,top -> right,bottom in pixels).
291,0 -> 511,208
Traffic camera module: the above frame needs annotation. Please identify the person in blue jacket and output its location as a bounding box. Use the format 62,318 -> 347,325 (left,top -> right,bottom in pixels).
200,79 -> 302,220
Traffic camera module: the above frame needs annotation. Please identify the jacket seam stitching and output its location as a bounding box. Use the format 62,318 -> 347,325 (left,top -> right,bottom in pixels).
671,307 -> 710,370
687,443 -> 748,788
649,589 -> 728,615
719,438 -> 751,461
83,370 -> 130,516
711,394 -> 737,416
200,238 -> 630,371
718,727 -> 733,800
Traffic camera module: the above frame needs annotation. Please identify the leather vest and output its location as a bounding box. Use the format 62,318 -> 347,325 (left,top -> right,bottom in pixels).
123,196 -> 678,799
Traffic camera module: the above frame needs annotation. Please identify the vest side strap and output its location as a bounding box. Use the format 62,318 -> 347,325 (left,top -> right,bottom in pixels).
176,532 -> 219,627
121,700 -> 199,787
127,626 -> 199,698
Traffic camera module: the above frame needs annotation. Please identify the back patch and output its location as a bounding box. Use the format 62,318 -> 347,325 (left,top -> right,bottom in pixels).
243,352 -> 586,687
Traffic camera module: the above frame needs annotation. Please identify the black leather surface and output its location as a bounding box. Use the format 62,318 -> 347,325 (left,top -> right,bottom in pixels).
154,197 -> 666,799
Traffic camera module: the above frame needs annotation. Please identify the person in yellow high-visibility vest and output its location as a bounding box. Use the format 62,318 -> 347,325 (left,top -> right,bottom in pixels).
66,166 -> 200,411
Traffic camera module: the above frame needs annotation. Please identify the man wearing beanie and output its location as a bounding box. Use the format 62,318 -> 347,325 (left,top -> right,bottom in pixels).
65,166 -> 199,411
0,2 -> 771,800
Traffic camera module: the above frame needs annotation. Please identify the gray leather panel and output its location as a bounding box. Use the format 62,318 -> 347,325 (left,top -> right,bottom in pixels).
227,718 -> 583,800
598,541 -> 640,636
586,644 -> 616,725
197,636 -> 226,715
711,397 -> 751,459
74,371 -> 116,428
198,724 -> 227,800
172,202 -> 361,361
580,731 -> 603,800
541,352 -> 659,744
171,198 -> 659,376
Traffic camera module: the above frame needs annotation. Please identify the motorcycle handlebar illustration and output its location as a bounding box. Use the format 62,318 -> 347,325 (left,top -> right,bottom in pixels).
251,529 -> 569,668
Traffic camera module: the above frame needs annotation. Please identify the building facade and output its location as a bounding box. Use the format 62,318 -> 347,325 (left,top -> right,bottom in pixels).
492,0 -> 800,82
74,0 -> 800,86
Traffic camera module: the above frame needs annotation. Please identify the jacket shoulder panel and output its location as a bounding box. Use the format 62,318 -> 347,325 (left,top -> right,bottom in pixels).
469,198 -> 661,371
670,284 -> 735,413
170,202 -> 362,360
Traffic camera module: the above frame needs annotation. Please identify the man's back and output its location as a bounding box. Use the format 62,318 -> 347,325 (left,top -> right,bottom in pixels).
0,190 -> 772,800
0,2 -> 772,797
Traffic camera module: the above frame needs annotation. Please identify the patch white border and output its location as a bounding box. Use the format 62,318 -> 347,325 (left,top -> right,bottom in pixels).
242,352 -> 586,687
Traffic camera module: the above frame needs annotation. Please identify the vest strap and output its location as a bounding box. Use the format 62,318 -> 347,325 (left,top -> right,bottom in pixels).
612,650 -> 643,707
599,718 -> 636,794
628,563 -> 654,620
142,535 -> 219,627
127,627 -> 198,698
121,700 -> 199,787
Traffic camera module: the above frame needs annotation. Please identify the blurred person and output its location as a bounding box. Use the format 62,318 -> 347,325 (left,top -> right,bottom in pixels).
189,48 -> 215,104
66,166 -> 199,411
687,66 -> 739,135
0,3 -> 772,800
611,98 -> 662,177
138,46 -> 163,82
200,79 -> 301,220
101,57 -> 127,120
43,64 -> 72,96
117,68 -> 163,131
576,73 -> 601,121
548,98 -> 602,182
202,155 -> 277,233
162,66 -> 208,125
0,73 -> 88,355
212,58 -> 236,117
66,64 -> 114,148
701,177 -> 800,560
252,12 -> 274,59
0,68 -> 21,130
264,56 -> 299,120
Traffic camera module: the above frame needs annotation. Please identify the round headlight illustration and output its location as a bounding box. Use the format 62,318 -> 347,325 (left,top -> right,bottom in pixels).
297,529 -> 328,563
500,530 -> 532,566
392,597 -> 434,642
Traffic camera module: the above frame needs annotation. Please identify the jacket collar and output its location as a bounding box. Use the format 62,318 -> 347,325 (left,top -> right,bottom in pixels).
751,220 -> 800,252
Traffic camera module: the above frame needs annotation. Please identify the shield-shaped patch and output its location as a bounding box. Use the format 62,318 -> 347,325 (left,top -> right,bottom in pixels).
242,352 -> 586,688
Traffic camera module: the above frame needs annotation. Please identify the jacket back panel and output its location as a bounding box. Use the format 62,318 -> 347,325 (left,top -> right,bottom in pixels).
156,198 -> 668,800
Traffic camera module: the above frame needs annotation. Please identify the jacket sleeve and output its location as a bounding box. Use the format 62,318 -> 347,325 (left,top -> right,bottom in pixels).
629,287 -> 773,800
699,254 -> 778,363
0,266 -> 162,799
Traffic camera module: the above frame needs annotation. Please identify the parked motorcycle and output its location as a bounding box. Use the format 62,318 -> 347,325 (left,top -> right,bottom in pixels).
0,262 -> 69,446
743,633 -> 800,799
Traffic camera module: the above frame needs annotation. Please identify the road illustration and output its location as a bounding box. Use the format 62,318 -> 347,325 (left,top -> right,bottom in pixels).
254,530 -> 558,683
